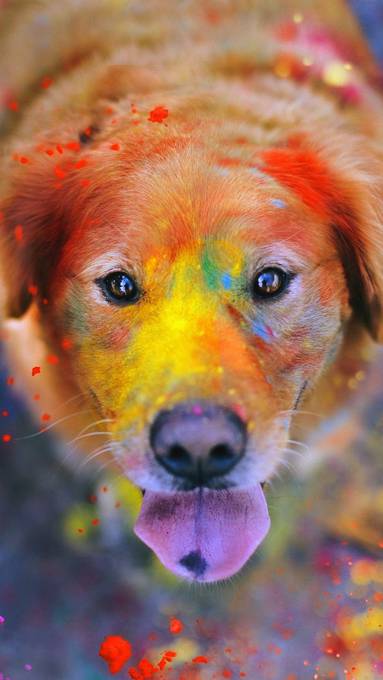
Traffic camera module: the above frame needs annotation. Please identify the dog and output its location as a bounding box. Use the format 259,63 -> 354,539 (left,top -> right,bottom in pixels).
1,0 -> 383,583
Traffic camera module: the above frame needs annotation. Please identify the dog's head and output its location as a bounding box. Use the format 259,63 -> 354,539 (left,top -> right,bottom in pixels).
2,110 -> 383,581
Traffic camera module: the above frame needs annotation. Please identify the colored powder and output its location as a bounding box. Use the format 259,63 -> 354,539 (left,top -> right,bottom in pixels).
99,635 -> 132,674
148,106 -> 169,123
169,617 -> 184,634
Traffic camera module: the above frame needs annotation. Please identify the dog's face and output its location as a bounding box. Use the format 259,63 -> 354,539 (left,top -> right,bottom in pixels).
2,116 -> 383,581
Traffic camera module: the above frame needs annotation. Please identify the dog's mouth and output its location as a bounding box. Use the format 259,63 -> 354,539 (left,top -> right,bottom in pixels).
134,484 -> 270,582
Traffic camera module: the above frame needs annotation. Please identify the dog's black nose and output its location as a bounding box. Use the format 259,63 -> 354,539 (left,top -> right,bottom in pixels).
150,403 -> 247,486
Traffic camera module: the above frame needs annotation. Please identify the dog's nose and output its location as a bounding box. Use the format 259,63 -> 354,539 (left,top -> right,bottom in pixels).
149,403 -> 247,486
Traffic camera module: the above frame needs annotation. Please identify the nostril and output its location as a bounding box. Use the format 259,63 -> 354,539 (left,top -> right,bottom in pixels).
207,443 -> 240,475
168,444 -> 191,464
157,443 -> 194,477
209,443 -> 236,462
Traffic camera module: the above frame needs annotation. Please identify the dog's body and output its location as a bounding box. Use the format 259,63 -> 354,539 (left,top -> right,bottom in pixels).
1,0 -> 383,582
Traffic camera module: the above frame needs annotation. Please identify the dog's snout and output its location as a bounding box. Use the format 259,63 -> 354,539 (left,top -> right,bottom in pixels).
150,403 -> 247,486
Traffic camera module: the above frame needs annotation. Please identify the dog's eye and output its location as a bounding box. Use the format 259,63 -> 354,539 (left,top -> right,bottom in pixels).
251,267 -> 290,300
97,271 -> 141,305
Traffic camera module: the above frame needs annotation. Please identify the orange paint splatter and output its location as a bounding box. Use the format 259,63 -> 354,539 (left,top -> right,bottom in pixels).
148,106 -> 169,123
99,635 -> 132,674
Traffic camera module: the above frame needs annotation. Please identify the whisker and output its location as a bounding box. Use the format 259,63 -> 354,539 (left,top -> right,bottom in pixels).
69,430 -> 112,445
74,418 -> 115,439
14,408 -> 95,441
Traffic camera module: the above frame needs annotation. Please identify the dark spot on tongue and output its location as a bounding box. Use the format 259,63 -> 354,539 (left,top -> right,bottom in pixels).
179,550 -> 208,577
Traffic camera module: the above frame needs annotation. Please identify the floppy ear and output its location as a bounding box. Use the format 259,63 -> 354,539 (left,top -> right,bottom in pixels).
261,137 -> 383,342
0,150 -> 74,318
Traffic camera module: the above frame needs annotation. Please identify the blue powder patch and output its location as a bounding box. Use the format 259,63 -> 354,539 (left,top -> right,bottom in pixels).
221,272 -> 232,290
270,198 -> 287,209
252,321 -> 272,343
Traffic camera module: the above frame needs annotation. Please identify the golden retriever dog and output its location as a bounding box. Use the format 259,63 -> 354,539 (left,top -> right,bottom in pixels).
1,0 -> 383,582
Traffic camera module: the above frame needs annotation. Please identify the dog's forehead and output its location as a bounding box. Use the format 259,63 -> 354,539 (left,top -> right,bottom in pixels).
60,138 -> 336,279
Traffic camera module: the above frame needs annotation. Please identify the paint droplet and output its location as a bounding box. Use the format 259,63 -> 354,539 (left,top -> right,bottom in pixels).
169,617 -> 184,634
41,76 -> 53,89
148,106 -> 169,123
99,635 -> 132,675
14,225 -> 23,241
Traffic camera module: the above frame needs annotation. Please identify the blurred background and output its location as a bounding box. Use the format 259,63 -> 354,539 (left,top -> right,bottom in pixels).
1,1 -> 383,679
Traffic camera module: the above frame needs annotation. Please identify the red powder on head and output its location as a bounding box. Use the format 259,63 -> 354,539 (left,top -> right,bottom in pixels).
169,617 -> 184,634
99,635 -> 132,674
148,106 -> 169,123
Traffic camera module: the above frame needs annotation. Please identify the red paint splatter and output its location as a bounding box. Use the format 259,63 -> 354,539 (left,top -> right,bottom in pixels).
28,284 -> 38,296
31,366 -> 41,377
6,376 -> 14,386
14,225 -> 23,242
54,166 -> 66,179
2,434 -> 12,442
46,354 -> 59,365
99,636 -> 132,675
169,617 -> 184,634
41,413 -> 51,422
110,143 -> 120,151
148,106 -> 169,123
61,338 -> 73,350
41,76 -> 53,89
91,518 -> 100,526
192,656 -> 208,664
19,156 -> 30,164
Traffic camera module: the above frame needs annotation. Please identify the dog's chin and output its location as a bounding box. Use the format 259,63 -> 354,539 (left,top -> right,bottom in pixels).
134,484 -> 270,582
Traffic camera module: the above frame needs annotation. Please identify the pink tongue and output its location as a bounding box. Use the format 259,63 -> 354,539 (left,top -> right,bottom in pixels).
134,485 -> 270,582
